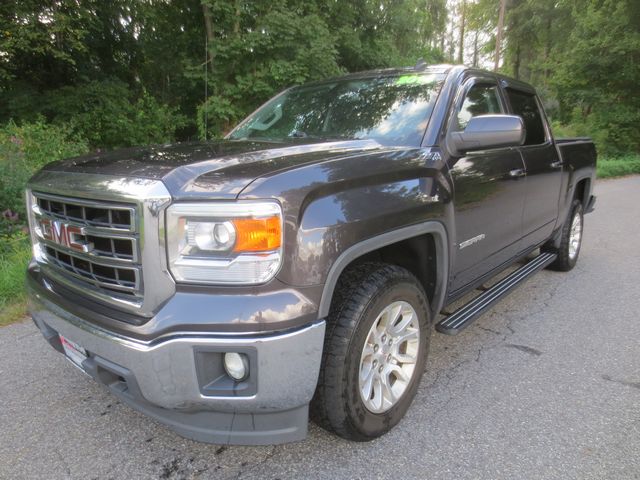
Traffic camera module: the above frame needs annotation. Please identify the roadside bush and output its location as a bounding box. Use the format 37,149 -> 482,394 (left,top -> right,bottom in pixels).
4,80 -> 188,150
44,80 -> 188,149
0,120 -> 89,234
0,121 -> 88,323
0,232 -> 31,326
563,108 -> 640,157
597,155 -> 640,178
551,113 -> 640,158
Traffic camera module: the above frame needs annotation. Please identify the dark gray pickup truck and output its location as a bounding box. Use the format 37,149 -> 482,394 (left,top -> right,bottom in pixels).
26,63 -> 596,445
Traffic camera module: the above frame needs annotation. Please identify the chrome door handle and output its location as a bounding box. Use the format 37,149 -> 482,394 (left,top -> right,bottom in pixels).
509,168 -> 526,178
550,161 -> 563,168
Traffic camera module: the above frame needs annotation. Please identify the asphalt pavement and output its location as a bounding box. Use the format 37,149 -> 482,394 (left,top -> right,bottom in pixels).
1,176 -> 639,480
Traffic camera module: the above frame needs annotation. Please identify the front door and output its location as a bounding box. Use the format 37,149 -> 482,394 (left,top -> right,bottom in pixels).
448,79 -> 527,293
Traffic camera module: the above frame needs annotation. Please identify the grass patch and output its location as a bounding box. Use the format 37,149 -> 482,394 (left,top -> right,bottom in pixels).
0,300 -> 28,327
597,155 -> 640,178
0,120 -> 89,326
0,234 -> 32,326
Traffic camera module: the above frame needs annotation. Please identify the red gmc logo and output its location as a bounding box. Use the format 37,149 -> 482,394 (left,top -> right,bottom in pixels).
39,219 -> 93,253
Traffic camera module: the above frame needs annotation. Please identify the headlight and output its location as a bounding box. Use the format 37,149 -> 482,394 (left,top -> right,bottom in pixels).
166,202 -> 283,284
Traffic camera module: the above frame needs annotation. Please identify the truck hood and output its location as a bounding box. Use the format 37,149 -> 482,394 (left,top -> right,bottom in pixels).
44,139 -> 386,199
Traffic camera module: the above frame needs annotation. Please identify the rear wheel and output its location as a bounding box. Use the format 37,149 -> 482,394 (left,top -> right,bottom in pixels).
311,263 -> 431,441
548,199 -> 583,271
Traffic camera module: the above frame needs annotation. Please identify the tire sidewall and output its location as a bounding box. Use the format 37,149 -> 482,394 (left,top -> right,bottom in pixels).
342,278 -> 430,439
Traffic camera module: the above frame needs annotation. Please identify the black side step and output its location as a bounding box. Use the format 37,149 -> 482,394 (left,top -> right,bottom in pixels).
436,252 -> 557,335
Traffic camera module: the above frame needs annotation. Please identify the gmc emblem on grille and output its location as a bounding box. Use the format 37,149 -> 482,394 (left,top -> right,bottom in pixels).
39,219 -> 94,253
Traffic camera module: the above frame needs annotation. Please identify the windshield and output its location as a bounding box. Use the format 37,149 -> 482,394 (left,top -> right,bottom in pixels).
228,73 -> 445,146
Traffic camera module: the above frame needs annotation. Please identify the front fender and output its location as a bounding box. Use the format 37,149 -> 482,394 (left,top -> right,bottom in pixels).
316,220 -> 449,319
239,147 -> 453,318
288,176 -> 447,287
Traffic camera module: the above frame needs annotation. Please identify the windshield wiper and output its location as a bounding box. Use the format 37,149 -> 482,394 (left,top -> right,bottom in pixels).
288,131 -> 358,142
289,130 -> 310,138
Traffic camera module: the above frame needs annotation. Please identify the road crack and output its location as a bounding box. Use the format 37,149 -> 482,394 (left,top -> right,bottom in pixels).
602,374 -> 640,390
234,445 -> 278,479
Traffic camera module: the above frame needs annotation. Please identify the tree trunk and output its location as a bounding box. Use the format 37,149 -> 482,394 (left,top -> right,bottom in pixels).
448,14 -> 455,62
513,43 -> 521,79
473,30 -> 479,67
202,2 -> 215,71
458,0 -> 466,64
233,0 -> 241,35
543,15 -> 551,83
494,0 -> 506,71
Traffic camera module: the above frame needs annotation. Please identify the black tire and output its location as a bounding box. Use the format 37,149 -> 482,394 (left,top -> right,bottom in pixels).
311,262 -> 431,441
548,199 -> 583,271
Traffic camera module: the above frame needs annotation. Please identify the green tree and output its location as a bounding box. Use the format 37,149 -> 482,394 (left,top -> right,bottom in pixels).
552,0 -> 640,154
0,0 -> 507,147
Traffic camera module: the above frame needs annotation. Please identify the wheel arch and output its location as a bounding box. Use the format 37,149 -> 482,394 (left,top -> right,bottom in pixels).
318,221 -> 449,320
573,177 -> 591,205
546,173 -> 593,251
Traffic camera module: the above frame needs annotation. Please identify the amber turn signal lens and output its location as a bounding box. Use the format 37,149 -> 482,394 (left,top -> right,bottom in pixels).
232,216 -> 281,252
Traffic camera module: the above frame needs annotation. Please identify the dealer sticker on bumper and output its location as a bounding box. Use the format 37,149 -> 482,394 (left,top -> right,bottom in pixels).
59,335 -> 88,370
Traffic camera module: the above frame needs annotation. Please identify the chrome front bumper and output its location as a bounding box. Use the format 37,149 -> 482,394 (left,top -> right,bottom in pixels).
27,278 -> 325,445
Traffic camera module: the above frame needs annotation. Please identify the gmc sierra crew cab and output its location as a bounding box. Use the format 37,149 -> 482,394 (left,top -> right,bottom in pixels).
26,63 -> 597,445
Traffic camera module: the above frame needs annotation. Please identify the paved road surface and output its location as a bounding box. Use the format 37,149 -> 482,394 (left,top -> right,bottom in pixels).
1,176 -> 639,480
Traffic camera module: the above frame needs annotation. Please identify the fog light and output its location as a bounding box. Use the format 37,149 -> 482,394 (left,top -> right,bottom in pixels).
223,352 -> 249,381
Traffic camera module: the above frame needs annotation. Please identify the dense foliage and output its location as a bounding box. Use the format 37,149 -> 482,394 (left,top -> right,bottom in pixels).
0,121 -> 88,233
467,0 -> 640,155
0,0 -> 446,146
0,120 -> 88,324
1,0 -> 638,155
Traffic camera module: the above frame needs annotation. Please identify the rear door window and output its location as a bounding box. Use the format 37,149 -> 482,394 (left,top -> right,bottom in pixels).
506,89 -> 546,145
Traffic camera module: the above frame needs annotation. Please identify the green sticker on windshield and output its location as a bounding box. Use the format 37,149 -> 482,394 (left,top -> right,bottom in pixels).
395,74 -> 433,85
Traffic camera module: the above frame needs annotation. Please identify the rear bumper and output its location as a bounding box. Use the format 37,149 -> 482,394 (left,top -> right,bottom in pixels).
27,276 -> 325,445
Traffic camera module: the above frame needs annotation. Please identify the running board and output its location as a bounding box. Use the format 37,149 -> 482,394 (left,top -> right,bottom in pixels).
436,252 -> 557,335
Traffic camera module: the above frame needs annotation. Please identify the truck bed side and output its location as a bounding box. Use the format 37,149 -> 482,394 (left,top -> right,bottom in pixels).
555,137 -> 597,222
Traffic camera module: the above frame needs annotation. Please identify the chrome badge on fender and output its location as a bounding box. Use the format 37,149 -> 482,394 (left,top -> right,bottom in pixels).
459,234 -> 486,250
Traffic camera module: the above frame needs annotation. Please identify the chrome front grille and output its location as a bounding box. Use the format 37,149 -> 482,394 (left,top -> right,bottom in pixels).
30,191 -> 143,304
35,193 -> 135,231
27,171 -> 174,318
43,245 -> 139,295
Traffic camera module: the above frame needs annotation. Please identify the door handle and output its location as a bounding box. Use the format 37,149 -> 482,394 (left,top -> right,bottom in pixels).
550,161 -> 563,169
509,168 -> 526,178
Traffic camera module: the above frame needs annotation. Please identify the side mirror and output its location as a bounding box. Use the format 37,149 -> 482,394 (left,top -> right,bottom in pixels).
449,114 -> 525,154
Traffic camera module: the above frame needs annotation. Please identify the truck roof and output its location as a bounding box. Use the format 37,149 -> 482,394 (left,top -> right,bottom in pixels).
305,63 -> 537,95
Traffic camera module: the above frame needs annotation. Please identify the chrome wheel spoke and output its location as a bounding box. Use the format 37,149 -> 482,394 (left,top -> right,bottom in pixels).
380,372 -> 396,406
372,377 -> 383,411
360,366 -> 375,401
358,300 -> 421,414
395,328 -> 419,344
392,352 -> 417,365
387,303 -> 404,329
389,364 -> 411,383
568,212 -> 582,259
362,342 -> 375,358
377,308 -> 392,332
388,308 -> 413,335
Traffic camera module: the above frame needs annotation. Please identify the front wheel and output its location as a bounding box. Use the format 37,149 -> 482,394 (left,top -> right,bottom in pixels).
311,263 -> 431,441
548,199 -> 584,271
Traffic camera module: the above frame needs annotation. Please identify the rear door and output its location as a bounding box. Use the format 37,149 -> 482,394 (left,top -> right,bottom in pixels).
448,77 -> 527,293
504,87 -> 563,248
